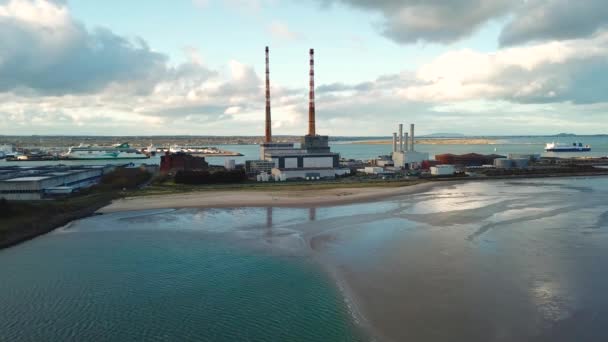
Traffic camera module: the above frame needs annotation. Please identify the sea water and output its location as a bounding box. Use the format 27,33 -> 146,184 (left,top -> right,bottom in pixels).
2,177 -> 608,341
0,214 -> 364,342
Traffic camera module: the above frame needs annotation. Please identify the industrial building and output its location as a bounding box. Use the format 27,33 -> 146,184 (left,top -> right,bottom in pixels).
430,165 -> 456,176
435,153 -> 505,167
246,160 -> 274,175
494,158 -> 530,169
254,47 -> 350,180
0,165 -> 115,200
391,123 -> 429,169
507,153 -> 541,161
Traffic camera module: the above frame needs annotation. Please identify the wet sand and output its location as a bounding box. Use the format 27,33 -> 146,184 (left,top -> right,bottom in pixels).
98,182 -> 439,213
96,177 -> 608,342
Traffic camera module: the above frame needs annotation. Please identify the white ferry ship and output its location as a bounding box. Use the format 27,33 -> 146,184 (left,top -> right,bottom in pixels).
545,142 -> 591,152
63,143 -> 149,160
169,145 -> 221,155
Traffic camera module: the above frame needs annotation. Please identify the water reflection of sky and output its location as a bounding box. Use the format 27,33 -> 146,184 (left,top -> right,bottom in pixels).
58,176 -> 608,341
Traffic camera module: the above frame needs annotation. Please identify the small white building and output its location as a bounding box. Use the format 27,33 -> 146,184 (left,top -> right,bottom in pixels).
363,167 -> 384,175
376,159 -> 394,167
430,165 -> 455,176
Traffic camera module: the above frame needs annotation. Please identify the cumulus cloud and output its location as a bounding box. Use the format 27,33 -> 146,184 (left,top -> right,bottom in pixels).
316,0 -> 512,43
397,32 -> 608,104
500,0 -> 608,46
2,0 -> 608,136
0,0 -> 171,95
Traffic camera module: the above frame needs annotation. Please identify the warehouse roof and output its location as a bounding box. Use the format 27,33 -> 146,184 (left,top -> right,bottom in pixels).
3,176 -> 51,182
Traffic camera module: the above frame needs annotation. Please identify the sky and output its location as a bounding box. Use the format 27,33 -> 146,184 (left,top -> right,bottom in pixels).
0,0 -> 607,136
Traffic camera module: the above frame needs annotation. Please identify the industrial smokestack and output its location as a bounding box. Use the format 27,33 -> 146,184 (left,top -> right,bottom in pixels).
392,133 -> 398,153
265,46 -> 272,143
410,124 -> 415,152
404,132 -> 409,151
399,124 -> 404,152
308,48 -> 316,136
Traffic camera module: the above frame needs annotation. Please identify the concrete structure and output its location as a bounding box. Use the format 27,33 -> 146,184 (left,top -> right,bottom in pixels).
430,165 -> 456,176
0,165 -> 113,200
254,47 -> 349,180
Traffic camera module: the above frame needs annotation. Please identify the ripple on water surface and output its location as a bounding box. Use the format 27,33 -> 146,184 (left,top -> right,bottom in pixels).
0,228 -> 364,342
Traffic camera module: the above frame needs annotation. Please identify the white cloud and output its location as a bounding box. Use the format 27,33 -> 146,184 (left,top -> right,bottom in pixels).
397,32 -> 608,104
1,0 -> 608,136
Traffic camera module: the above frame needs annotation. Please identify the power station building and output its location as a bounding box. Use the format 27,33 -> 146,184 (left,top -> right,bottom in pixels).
391,123 -> 429,169
256,47 -> 349,180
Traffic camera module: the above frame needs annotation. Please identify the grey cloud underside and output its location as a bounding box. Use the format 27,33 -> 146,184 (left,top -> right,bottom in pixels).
317,0 -> 608,45
500,0 -> 608,46
0,16 -> 170,95
317,0 -> 512,43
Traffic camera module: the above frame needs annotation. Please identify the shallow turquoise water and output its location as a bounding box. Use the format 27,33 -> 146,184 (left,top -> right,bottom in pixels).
3,177 -> 608,341
0,229 -> 363,341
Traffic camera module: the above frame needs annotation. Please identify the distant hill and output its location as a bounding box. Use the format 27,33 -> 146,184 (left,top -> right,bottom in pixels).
555,133 -> 576,137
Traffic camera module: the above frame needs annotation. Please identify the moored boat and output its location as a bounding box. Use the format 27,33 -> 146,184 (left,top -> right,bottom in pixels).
63,143 -> 149,160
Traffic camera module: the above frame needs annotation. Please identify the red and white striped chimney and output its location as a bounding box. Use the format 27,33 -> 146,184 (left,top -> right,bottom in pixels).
265,46 -> 272,143
308,48 -> 316,136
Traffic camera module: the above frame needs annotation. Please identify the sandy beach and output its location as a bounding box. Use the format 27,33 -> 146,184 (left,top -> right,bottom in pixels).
98,182 -> 439,213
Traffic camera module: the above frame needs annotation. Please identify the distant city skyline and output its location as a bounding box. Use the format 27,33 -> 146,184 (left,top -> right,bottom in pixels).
1,0 -> 607,136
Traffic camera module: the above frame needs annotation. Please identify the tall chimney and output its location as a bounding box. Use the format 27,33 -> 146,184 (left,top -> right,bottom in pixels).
308,48 -> 316,136
404,132 -> 409,151
399,124 -> 404,152
410,124 -> 415,152
265,46 -> 272,143
392,133 -> 398,153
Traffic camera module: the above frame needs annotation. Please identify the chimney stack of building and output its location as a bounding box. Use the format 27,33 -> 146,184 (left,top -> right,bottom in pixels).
399,124 -> 404,152
410,124 -> 415,152
265,46 -> 272,143
308,48 -> 316,136
392,133 -> 398,153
